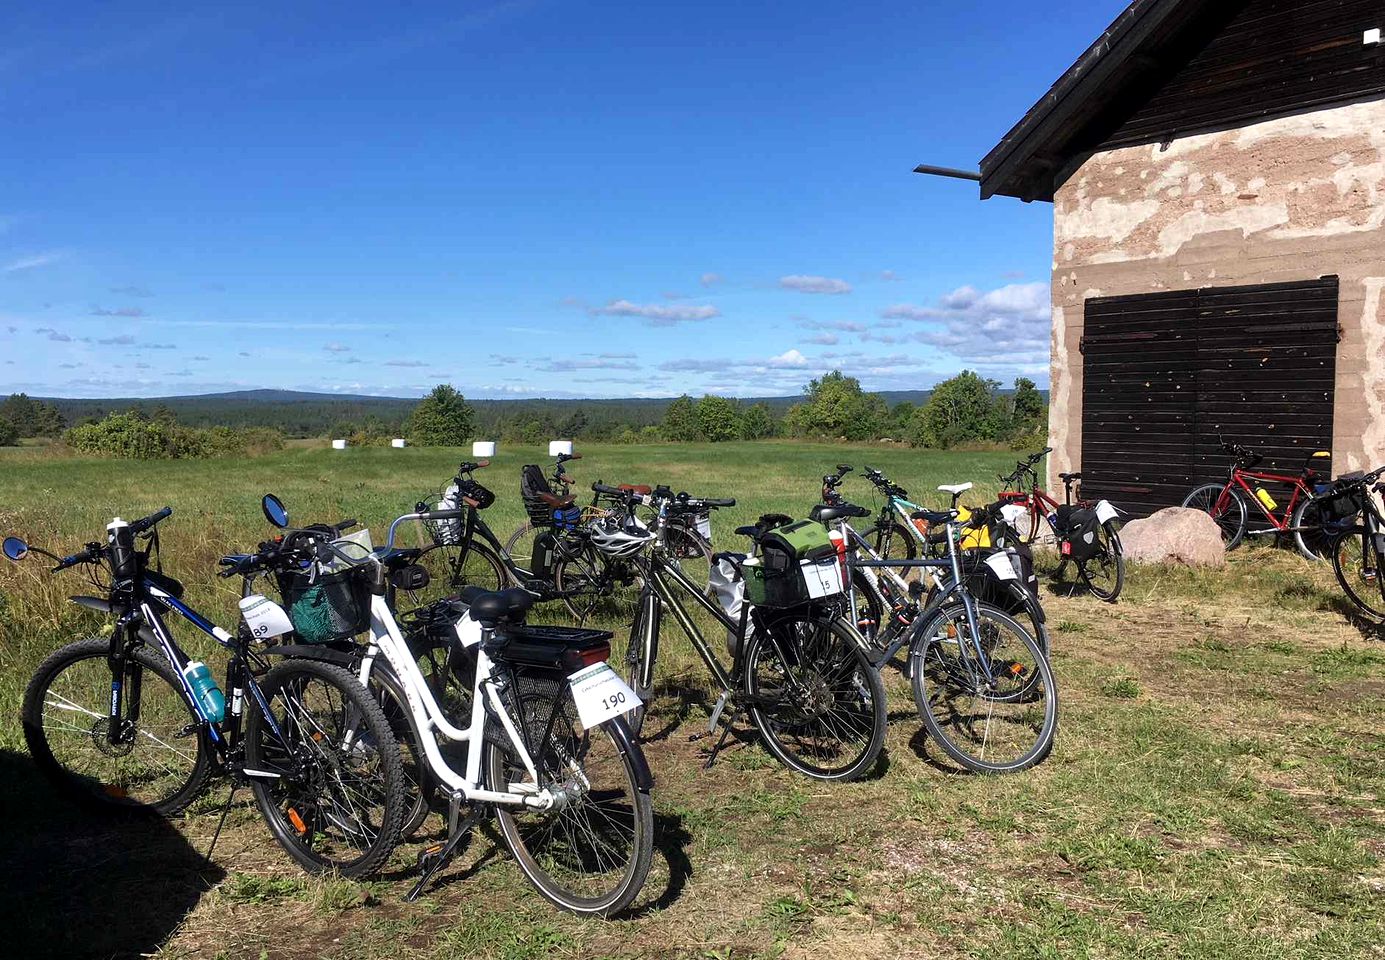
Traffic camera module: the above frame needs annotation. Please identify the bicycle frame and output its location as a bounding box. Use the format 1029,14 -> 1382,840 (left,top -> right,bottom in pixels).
1219,468 -> 1312,534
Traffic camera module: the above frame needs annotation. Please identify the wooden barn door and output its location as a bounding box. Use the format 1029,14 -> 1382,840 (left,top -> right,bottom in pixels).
1079,277 -> 1338,517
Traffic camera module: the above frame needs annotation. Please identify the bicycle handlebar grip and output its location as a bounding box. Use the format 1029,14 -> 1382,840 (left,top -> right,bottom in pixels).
591,482 -> 624,495
703,498 -> 736,508
130,506 -> 173,534
421,509 -> 465,521
335,518 -> 358,531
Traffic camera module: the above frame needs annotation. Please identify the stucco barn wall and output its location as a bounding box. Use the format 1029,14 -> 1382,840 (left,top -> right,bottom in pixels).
1050,98 -> 1385,489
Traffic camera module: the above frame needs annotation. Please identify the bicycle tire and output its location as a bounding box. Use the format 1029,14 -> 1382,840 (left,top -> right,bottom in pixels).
742,610 -> 887,781
553,546 -> 643,625
909,602 -> 1057,774
484,676 -> 653,917
871,521 -> 917,562
244,658 -> 406,878
22,636 -> 212,815
1076,521 -> 1124,602
1290,495 -> 1331,562
1182,483 -> 1248,549
414,539 -> 510,600
1330,525 -> 1385,619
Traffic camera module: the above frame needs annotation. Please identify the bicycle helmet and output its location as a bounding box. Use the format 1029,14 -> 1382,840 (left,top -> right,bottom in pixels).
588,515 -> 655,558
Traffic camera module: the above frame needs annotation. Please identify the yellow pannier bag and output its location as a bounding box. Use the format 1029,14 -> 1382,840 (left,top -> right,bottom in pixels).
957,505 -> 994,551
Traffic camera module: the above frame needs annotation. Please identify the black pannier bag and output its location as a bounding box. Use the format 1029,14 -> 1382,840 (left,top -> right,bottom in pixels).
963,544 -> 1039,617
1316,471 -> 1366,525
1055,505 -> 1102,562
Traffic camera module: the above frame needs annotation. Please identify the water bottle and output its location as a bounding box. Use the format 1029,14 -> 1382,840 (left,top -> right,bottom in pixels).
182,661 -> 226,723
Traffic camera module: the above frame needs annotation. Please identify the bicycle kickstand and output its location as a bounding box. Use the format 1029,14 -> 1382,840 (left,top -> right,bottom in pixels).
406,799 -> 484,902
694,690 -> 741,770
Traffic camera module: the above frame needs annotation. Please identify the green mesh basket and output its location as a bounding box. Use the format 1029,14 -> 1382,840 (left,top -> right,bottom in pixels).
276,567 -> 373,643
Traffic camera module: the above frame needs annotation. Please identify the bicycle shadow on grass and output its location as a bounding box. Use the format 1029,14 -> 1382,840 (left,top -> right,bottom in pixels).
0,747 -> 224,960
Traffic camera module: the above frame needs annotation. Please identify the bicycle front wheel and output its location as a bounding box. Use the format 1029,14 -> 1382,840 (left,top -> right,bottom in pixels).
1290,495 -> 1332,562
1330,526 -> 1385,619
1182,484 -> 1247,549
22,637 -> 211,814
244,659 -> 406,878
743,610 -> 886,781
485,671 -> 653,917
553,547 -> 643,625
909,602 -> 1057,774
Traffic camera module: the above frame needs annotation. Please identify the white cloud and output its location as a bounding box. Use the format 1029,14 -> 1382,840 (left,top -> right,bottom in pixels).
589,299 -> 720,326
768,349 -> 808,367
4,252 -> 62,273
324,342 -> 351,353
779,275 -> 852,295
805,333 -> 838,345
699,272 -> 722,287
881,282 -> 1050,368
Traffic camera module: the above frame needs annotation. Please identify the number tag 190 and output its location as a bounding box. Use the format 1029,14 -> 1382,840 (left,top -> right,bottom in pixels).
568,662 -> 642,729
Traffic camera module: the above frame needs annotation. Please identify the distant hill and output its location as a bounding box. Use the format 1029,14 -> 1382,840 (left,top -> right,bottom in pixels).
33,387 -> 1041,438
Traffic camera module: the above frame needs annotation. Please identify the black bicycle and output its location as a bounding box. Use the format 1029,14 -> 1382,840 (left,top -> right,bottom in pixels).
1322,467 -> 1385,618
605,484 -> 888,781
5,509 -> 407,877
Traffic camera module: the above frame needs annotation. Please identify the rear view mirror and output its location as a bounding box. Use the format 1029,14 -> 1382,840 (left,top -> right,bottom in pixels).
3,536 -> 28,561
262,494 -> 289,529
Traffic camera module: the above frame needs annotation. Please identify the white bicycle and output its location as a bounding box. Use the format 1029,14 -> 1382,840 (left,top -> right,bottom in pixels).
232,494 -> 655,917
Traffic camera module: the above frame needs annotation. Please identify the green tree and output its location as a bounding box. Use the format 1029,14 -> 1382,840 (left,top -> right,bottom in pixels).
739,402 -> 777,440
910,371 -> 1003,448
0,415 -> 18,446
696,395 -> 740,442
406,384 -> 475,447
662,395 -> 699,442
886,401 -> 915,439
787,371 -> 887,441
1011,377 -> 1044,427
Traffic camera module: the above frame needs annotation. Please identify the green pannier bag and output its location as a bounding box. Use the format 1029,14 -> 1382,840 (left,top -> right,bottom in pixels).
744,519 -> 841,608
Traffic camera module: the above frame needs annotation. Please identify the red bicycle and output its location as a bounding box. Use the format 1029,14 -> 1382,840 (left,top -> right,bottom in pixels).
998,448 -> 1124,602
1181,440 -> 1333,560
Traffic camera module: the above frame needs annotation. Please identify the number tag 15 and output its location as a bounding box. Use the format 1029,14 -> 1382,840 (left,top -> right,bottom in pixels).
568,662 -> 642,729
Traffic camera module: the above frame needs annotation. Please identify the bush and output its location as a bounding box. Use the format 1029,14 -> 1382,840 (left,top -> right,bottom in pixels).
0,416 -> 17,447
65,412 -> 284,460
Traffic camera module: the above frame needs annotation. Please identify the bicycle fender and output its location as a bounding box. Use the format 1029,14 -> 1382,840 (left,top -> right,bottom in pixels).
602,714 -> 654,792
69,595 -> 114,614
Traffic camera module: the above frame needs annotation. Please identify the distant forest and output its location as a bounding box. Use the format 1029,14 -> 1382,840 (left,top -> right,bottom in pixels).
38,388 -> 945,439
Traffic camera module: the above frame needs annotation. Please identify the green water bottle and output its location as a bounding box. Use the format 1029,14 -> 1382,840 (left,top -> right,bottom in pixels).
182,661 -> 225,723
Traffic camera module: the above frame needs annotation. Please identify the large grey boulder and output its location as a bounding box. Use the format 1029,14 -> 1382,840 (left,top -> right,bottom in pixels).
1118,507 -> 1226,567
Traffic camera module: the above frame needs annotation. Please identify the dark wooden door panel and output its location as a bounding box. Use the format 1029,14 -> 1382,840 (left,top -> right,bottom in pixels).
1079,277 -> 1337,517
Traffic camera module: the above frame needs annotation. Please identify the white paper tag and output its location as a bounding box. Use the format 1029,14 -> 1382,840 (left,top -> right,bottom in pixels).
696,514 -> 712,539
1095,500 -> 1120,525
1000,503 -> 1028,527
240,595 -> 293,640
568,662 -> 641,728
455,613 -> 482,648
984,552 -> 1018,582
801,558 -> 845,599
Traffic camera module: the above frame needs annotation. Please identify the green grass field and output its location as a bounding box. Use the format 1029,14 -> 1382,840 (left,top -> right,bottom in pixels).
0,442 -> 1381,960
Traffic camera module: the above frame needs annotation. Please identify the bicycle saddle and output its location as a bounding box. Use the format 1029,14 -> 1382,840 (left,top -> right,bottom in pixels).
1058,472 -> 1083,482
459,586 -> 535,625
911,508 -> 957,525
536,492 -> 576,508
809,503 -> 870,523
937,482 -> 973,496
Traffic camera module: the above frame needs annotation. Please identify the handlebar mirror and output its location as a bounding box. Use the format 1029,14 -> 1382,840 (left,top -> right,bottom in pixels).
3,536 -> 28,561
472,440 -> 496,458
261,494 -> 289,529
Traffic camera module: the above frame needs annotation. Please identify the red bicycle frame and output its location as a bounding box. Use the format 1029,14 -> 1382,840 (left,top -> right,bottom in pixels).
1211,467 -> 1312,533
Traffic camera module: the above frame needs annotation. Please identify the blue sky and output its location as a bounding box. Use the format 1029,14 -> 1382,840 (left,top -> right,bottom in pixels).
0,0 -> 1127,399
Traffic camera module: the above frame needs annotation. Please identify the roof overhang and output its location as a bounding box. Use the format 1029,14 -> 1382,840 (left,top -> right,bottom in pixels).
979,0 -> 1240,202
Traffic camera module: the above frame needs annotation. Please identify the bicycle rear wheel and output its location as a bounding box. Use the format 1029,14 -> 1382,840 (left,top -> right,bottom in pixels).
553,547 -> 643,625
485,671 -> 653,917
742,610 -> 886,781
1330,526 -> 1385,619
414,540 -> 508,603
1290,496 -> 1332,562
245,659 -> 406,877
1182,484 -> 1247,549
871,521 -> 917,562
909,602 -> 1057,774
1076,521 -> 1124,602
22,637 -> 211,815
